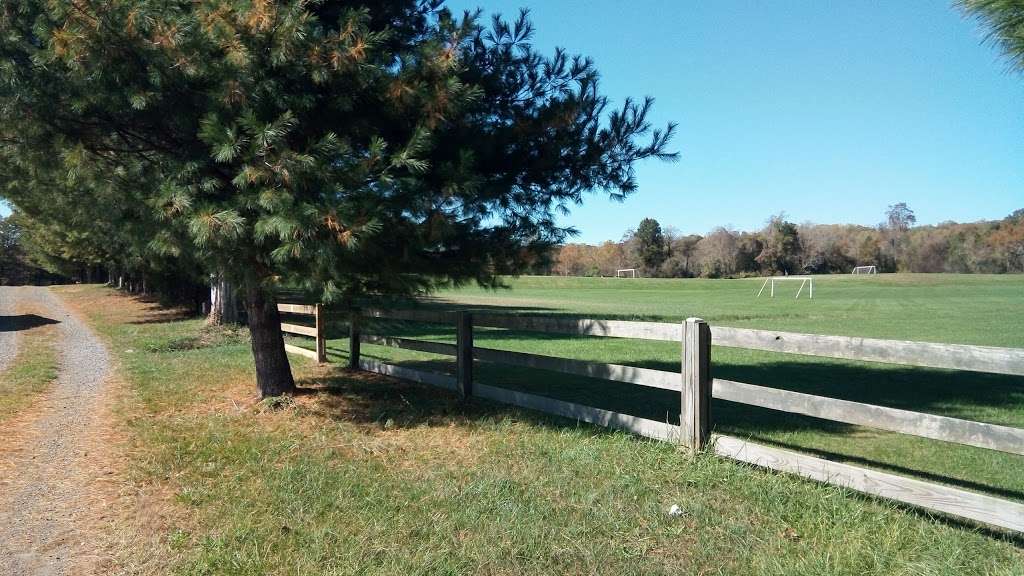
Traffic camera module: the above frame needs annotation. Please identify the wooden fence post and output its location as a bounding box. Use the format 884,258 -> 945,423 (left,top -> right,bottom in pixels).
314,304 -> 327,363
457,311 -> 474,399
681,317 -> 712,451
348,312 -> 361,370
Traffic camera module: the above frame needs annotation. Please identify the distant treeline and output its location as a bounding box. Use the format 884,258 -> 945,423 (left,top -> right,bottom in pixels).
546,205 -> 1024,278
0,212 -> 209,310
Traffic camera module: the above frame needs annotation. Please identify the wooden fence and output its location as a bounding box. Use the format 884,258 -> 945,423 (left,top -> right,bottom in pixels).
279,304 -> 1024,534
279,303 -> 327,363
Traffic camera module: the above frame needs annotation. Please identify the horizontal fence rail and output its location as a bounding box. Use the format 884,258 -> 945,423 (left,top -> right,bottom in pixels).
475,383 -> 680,442
280,322 -> 317,337
713,435 -> 1024,534
282,305 -> 1024,534
473,347 -> 681,391
283,343 -> 319,360
358,358 -> 457,391
361,334 -> 457,357
363,308 -> 453,324
711,327 -> 1024,376
712,379 -> 1024,456
278,303 -> 317,315
474,314 -> 681,341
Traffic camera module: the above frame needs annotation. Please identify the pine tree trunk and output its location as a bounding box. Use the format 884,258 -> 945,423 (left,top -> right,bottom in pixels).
208,281 -> 223,324
244,279 -> 295,397
208,273 -> 240,325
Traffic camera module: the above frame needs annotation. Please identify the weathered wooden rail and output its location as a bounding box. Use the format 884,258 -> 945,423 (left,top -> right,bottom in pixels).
278,303 -> 327,363
280,304 -> 1024,534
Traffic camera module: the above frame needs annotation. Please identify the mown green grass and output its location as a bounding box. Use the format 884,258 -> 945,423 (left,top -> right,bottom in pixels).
58,284 -> 1024,575
431,273 -> 1024,346
0,311 -> 59,421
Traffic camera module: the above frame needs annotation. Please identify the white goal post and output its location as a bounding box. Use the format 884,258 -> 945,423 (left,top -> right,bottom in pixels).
852,265 -> 877,275
615,269 -> 638,278
756,276 -> 813,299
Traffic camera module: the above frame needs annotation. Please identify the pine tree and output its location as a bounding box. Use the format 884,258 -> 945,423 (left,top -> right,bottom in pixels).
634,218 -> 668,276
0,2 -> 676,397
960,0 -> 1024,71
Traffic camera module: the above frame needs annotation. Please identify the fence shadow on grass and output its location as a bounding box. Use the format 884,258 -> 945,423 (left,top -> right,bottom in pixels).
294,362 -> 643,442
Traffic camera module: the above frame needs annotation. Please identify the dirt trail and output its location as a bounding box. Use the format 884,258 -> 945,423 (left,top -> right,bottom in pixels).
0,286 -> 20,374
0,286 -> 116,575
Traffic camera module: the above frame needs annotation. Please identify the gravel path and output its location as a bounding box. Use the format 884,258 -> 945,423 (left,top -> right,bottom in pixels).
0,286 -> 114,575
0,286 -> 21,374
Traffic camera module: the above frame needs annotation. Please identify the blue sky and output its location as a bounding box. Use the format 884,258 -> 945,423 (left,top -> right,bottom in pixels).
448,0 -> 1024,243
3,2 -> 1021,243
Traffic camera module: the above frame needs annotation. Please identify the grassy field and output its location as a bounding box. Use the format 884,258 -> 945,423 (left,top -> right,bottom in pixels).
56,284 -> 1024,574
293,274 -> 1024,509
0,306 -> 60,421
433,273 -> 1024,345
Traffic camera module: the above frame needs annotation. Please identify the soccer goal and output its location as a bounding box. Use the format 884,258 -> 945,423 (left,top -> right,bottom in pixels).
852,265 -> 877,275
615,268 -> 638,278
756,276 -> 813,299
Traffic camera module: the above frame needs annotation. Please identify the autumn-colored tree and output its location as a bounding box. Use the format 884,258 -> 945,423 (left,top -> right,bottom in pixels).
989,210 -> 1024,271
696,227 -> 738,278
594,241 -> 626,276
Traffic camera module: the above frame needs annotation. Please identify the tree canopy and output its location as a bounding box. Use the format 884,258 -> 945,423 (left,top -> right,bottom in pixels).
0,1 -> 675,396
886,203 -> 917,232
634,217 -> 668,275
960,0 -> 1024,71
756,214 -> 801,275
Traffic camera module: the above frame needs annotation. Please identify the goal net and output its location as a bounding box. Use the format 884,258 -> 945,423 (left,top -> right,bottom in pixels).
756,276 -> 813,299
852,266 -> 877,275
615,268 -> 638,278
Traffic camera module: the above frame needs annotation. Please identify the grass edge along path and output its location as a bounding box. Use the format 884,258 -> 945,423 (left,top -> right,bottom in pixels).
60,285 -> 1024,575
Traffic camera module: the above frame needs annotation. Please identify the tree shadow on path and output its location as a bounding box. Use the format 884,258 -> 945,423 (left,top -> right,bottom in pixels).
0,314 -> 60,332
124,295 -> 198,325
